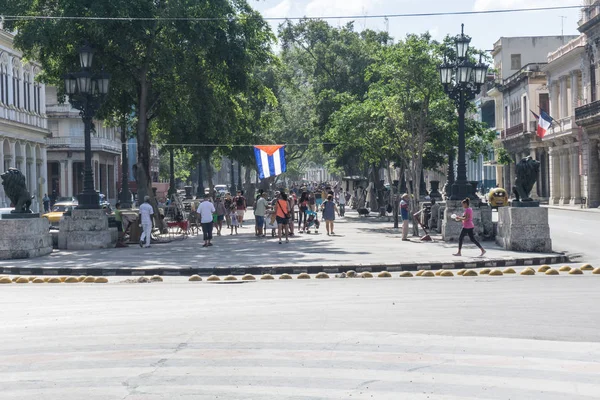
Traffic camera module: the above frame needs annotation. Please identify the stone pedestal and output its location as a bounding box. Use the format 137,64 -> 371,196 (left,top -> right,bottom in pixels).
496,207 -> 552,252
0,217 -> 52,259
480,206 -> 493,239
442,200 -> 483,241
58,209 -> 112,250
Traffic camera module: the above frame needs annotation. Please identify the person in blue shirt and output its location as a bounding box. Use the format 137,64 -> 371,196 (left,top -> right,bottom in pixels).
400,193 -> 410,241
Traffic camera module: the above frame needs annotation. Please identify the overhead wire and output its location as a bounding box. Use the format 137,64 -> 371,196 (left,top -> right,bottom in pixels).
0,5 -> 583,22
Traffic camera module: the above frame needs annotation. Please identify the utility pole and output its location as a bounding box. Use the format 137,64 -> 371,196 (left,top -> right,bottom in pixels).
560,16 -> 567,43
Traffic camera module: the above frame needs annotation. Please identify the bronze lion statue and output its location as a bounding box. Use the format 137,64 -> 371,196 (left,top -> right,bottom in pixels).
512,156 -> 540,202
1,168 -> 32,213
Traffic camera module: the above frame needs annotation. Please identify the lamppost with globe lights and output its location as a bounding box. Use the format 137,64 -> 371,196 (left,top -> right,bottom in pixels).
439,24 -> 489,200
63,45 -> 110,209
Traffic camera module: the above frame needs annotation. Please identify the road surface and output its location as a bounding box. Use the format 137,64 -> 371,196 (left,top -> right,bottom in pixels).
1,274 -> 599,399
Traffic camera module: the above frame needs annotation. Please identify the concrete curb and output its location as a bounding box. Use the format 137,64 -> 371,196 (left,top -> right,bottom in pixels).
1,254 -> 571,277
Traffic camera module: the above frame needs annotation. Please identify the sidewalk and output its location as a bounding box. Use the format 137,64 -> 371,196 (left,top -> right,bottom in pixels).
0,211 -> 569,276
543,204 -> 600,213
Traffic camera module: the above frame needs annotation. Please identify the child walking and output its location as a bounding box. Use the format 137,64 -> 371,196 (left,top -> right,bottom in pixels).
229,205 -> 239,235
453,198 -> 486,257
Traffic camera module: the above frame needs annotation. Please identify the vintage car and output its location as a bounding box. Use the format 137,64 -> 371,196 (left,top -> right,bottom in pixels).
42,201 -> 77,227
488,188 -> 509,208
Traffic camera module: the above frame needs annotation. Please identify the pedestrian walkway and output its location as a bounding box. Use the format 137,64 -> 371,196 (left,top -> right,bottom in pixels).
0,211 -> 570,275
544,204 -> 600,213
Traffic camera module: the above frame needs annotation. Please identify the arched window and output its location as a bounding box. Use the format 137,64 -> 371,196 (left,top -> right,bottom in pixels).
23,72 -> 30,111
12,63 -> 21,108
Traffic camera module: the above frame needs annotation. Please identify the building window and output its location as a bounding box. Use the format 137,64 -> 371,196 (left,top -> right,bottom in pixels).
539,93 -> 549,113
12,70 -> 20,107
511,54 -> 521,70
36,85 -> 41,113
0,65 -> 5,104
591,64 -> 597,102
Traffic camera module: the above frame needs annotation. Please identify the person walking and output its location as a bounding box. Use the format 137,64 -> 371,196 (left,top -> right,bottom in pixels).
321,194 -> 340,236
229,204 -> 239,235
400,193 -> 410,241
224,193 -> 233,229
235,190 -> 246,227
453,198 -> 486,257
298,191 -> 309,232
254,192 -> 268,237
275,192 -> 290,244
138,196 -> 154,248
338,190 -> 346,217
42,194 -> 50,213
214,196 -> 226,236
287,190 -> 296,236
197,196 -> 216,247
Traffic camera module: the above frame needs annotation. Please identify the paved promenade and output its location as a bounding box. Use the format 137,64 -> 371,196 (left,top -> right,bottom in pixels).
0,211 -> 568,274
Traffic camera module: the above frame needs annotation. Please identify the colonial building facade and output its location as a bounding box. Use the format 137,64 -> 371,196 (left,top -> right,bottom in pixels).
544,35 -> 586,206
0,30 -> 50,211
45,86 -> 121,203
489,36 -> 578,201
574,0 -> 600,208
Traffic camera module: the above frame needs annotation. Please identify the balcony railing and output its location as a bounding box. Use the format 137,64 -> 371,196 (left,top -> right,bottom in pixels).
0,103 -> 48,130
575,100 -> 600,126
501,123 -> 524,139
46,136 -> 121,154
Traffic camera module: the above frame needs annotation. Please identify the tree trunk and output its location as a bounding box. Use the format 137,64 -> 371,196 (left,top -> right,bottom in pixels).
206,157 -> 214,198
237,162 -> 242,192
135,73 -> 164,232
243,167 -> 254,207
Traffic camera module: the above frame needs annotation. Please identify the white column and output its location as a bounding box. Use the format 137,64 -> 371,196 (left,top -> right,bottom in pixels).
9,141 -> 15,168
570,145 -> 582,205
550,81 -> 560,119
0,142 -> 4,207
549,146 -> 560,205
31,149 -> 38,212
559,148 -> 571,205
7,59 -> 14,107
67,159 -> 73,197
59,160 -> 67,197
41,147 -> 48,195
560,76 -> 569,120
571,71 -> 580,115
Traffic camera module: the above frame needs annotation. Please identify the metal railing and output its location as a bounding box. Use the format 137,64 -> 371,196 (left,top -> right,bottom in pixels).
502,122 -> 524,139
46,136 -> 121,153
575,100 -> 600,123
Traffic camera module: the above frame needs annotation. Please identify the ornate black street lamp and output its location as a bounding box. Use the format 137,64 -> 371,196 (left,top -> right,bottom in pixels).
64,45 -> 111,209
439,24 -> 488,200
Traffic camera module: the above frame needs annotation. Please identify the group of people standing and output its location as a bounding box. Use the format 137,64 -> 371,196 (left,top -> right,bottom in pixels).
193,185 -> 345,247
196,191 -> 247,247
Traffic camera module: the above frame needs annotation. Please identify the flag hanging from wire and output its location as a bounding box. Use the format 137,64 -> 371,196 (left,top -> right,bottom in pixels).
254,145 -> 287,180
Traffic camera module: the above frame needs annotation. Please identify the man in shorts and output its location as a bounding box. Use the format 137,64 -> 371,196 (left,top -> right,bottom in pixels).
254,192 -> 269,237
235,190 -> 246,227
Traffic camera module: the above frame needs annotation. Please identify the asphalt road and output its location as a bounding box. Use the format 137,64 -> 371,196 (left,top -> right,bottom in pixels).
1,274 -> 600,399
548,208 -> 600,264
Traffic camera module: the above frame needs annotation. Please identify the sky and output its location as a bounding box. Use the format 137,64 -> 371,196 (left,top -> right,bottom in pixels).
250,0 -> 582,51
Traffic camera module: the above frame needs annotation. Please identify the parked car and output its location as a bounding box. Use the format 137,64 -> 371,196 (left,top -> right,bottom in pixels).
488,188 -> 509,209
214,184 -> 228,194
42,202 -> 77,227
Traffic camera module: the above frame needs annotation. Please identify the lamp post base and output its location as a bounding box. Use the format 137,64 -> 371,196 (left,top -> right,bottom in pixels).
76,191 -> 101,210
449,182 -> 473,201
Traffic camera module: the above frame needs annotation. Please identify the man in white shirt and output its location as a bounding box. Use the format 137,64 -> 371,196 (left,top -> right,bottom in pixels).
197,196 -> 216,247
254,192 -> 269,237
338,190 -> 346,217
138,196 -> 154,248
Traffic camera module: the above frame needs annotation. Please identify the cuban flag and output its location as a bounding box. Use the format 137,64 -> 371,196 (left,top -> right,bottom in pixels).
254,145 -> 287,180
531,110 -> 554,139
